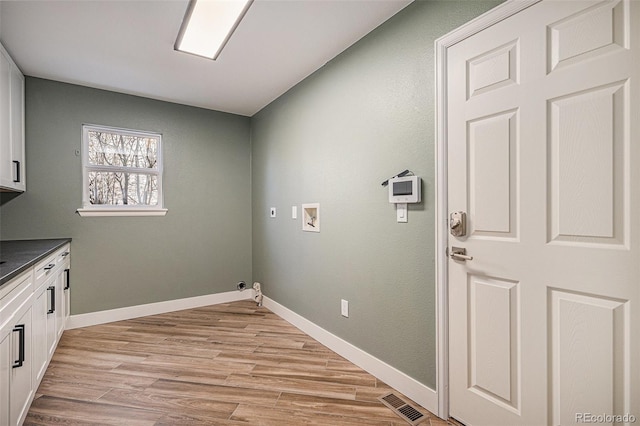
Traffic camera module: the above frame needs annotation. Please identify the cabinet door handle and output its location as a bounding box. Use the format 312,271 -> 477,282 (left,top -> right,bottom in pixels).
47,285 -> 56,314
61,252 -> 70,257
12,324 -> 25,368
64,268 -> 70,290
12,160 -> 20,183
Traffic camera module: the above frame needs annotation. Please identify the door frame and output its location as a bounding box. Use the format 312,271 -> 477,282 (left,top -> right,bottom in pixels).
433,0 -> 540,420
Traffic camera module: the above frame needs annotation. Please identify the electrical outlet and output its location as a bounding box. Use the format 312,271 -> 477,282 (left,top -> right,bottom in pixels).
341,299 -> 349,318
270,207 -> 276,218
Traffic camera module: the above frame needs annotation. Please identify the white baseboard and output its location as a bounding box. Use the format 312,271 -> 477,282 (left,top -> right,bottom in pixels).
66,292 -> 438,415
262,296 -> 438,415
67,290 -> 252,329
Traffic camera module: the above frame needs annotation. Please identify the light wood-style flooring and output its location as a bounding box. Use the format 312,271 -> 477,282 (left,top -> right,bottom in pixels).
25,300 -> 448,425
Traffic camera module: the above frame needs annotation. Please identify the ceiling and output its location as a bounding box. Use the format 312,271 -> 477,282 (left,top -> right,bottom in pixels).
0,0 -> 412,117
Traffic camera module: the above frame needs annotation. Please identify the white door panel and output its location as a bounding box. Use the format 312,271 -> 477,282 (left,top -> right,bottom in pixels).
446,1 -> 639,425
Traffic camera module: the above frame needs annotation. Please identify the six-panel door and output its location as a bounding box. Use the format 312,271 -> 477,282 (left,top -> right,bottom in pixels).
447,1 -> 639,424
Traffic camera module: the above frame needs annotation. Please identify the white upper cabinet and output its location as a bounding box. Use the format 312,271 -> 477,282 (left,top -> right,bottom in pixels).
0,42 -> 25,192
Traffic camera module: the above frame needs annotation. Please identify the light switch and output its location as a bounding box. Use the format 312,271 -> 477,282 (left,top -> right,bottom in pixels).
396,203 -> 408,223
292,206 -> 297,219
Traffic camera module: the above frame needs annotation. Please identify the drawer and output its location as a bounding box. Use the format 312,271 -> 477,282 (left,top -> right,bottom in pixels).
0,269 -> 28,302
34,253 -> 58,289
0,269 -> 33,334
34,244 -> 69,289
55,244 -> 71,268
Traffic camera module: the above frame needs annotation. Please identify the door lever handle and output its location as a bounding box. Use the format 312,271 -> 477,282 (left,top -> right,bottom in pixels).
449,246 -> 473,261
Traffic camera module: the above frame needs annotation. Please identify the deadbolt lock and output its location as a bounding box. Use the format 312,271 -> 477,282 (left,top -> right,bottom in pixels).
450,211 -> 467,237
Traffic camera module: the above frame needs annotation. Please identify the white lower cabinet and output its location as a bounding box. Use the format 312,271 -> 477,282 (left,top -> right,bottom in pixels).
1,243 -> 70,425
9,305 -> 33,426
62,262 -> 70,325
32,283 -> 49,385
0,331 -> 10,426
55,264 -> 65,341
45,277 -> 58,360
33,272 -> 60,388
0,269 -> 34,426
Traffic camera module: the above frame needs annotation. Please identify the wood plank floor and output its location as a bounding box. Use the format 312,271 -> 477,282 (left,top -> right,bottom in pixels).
25,300 -> 449,426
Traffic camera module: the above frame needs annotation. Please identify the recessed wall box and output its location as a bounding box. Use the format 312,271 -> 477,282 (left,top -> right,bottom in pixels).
388,176 -> 421,204
302,203 -> 320,232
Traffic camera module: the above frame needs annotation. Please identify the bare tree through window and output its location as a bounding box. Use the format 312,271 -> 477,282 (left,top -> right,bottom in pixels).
83,125 -> 162,207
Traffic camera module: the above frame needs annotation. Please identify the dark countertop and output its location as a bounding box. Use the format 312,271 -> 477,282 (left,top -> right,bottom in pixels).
0,239 -> 72,286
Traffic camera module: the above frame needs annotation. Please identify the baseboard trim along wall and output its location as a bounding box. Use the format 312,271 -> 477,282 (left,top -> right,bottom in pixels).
67,290 -> 253,329
66,292 -> 438,415
262,296 -> 439,415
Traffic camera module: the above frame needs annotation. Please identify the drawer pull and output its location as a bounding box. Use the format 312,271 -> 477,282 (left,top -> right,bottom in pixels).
44,263 -> 55,271
12,324 -> 25,368
12,160 -> 20,183
47,286 -> 56,314
64,269 -> 70,290
61,252 -> 70,257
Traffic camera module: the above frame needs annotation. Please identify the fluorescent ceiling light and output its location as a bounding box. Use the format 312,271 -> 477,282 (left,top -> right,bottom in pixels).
175,0 -> 253,60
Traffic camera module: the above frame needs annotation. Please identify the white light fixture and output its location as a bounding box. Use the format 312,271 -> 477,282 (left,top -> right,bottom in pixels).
175,0 -> 254,60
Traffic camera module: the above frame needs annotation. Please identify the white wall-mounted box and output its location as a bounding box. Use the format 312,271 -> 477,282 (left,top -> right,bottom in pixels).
302,203 -> 319,232
388,176 -> 420,204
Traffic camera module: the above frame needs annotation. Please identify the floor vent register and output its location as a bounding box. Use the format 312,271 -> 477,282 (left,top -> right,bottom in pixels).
378,392 -> 426,425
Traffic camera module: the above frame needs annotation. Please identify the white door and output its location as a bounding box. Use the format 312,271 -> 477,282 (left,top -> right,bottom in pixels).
446,1 -> 639,425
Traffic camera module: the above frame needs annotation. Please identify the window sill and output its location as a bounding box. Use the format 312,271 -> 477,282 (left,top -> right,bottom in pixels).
76,207 -> 168,217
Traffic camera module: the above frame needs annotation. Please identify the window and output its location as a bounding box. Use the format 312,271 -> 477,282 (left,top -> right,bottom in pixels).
77,124 -> 167,216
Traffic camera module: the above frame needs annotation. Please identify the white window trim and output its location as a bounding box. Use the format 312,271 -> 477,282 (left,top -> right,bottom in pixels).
78,124 -> 167,217
76,207 -> 168,217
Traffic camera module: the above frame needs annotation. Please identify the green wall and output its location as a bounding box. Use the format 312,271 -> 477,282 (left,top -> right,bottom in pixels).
0,78 -> 252,314
1,0 -> 501,391
251,0 -> 500,388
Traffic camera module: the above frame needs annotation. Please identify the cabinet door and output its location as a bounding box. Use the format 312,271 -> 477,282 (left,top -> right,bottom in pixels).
0,49 -> 11,189
32,285 -> 49,386
55,267 -> 65,339
0,331 -> 10,426
0,44 -> 25,192
10,305 -> 33,426
9,63 -> 24,191
62,261 -> 71,326
45,277 -> 57,359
